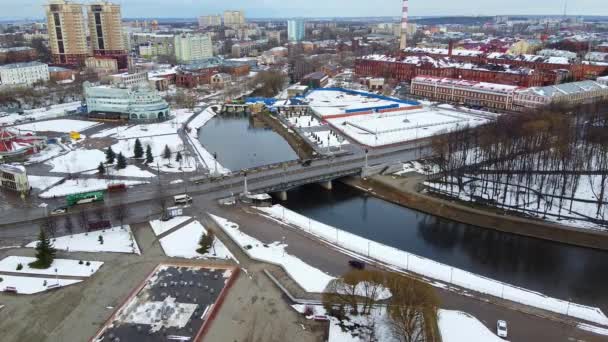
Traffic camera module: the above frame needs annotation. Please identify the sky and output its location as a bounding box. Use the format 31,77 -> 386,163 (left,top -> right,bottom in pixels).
1,0 -> 607,19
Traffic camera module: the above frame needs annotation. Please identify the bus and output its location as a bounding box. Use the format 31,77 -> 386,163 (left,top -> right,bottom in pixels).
66,192 -> 105,207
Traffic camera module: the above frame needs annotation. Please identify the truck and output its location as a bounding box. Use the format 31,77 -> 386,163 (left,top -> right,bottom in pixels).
66,192 -> 105,207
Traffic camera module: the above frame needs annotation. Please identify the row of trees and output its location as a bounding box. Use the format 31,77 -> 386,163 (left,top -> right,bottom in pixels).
99,139 -> 184,174
430,100 -> 608,223
323,269 -> 440,342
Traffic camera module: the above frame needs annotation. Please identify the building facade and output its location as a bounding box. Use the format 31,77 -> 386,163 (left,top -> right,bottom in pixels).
0,62 -> 50,87
287,19 -> 305,42
110,71 -> 149,88
87,1 -> 128,70
174,34 -> 213,63
84,82 -> 170,121
198,15 -> 222,28
0,47 -> 38,65
0,164 -> 29,192
223,10 -> 245,27
411,76 -> 521,110
45,0 -> 88,66
513,81 -> 608,109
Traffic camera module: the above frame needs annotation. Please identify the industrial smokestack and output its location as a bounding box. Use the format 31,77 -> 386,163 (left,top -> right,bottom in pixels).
400,0 -> 408,50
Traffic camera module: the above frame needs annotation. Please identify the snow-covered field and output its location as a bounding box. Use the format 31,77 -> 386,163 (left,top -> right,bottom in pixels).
0,256 -> 103,277
211,213 -> 334,292
84,164 -> 156,178
0,275 -> 81,294
40,179 -> 148,198
438,310 -> 507,342
26,226 -> 141,255
287,115 -> 323,128
0,102 -> 82,126
327,107 -> 489,147
306,130 -> 349,148
28,175 -> 64,190
15,119 -> 100,133
149,216 -> 192,236
47,149 -> 106,173
159,220 -> 234,260
257,205 -> 608,326
112,134 -> 184,159
25,144 -> 68,165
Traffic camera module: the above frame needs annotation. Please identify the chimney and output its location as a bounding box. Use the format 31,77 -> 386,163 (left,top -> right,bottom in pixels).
400,0 -> 408,50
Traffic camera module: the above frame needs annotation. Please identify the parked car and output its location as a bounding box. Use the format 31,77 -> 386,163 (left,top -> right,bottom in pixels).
174,194 -> 193,205
50,207 -> 68,215
497,320 -> 508,338
348,260 -> 365,270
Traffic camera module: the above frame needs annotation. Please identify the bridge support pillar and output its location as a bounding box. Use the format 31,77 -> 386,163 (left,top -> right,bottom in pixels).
319,180 -> 333,191
276,191 -> 288,201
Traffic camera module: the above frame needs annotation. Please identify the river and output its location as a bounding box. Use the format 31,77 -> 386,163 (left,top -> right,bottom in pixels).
280,182 -> 608,311
198,112 -> 298,171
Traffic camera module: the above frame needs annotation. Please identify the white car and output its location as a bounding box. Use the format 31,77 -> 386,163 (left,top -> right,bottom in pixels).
497,320 -> 508,338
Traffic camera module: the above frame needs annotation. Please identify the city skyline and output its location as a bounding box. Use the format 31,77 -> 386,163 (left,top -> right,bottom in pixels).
1,0 -> 608,20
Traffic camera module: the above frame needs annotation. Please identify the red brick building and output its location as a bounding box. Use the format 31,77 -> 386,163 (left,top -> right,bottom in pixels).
0,47 -> 37,65
176,58 -> 250,88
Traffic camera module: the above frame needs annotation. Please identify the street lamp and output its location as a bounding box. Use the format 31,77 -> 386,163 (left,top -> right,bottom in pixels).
213,152 -> 219,176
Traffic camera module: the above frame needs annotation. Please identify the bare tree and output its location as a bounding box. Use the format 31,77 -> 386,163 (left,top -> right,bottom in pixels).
64,216 -> 74,235
113,203 -> 129,229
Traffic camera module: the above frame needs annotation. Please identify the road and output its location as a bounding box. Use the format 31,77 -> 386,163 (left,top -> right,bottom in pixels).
0,141 -> 431,227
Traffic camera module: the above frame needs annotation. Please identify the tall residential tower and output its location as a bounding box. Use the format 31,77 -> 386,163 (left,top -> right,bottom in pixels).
87,1 -> 128,69
287,19 -> 305,42
45,0 -> 88,66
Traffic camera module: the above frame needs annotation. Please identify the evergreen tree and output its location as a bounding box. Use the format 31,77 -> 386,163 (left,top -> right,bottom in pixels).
175,151 -> 183,163
97,162 -> 106,175
145,145 -> 154,164
163,145 -> 172,159
105,147 -> 116,164
29,228 -> 57,269
196,231 -> 215,255
116,153 -> 127,170
133,138 -> 144,158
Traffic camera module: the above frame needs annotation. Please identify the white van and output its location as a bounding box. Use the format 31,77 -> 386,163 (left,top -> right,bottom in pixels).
174,194 -> 193,205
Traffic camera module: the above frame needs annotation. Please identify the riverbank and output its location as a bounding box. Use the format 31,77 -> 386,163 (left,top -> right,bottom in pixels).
341,173 -> 608,251
252,111 -> 315,160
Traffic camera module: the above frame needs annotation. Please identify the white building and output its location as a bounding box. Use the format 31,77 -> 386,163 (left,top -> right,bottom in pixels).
537,49 -> 578,60
198,15 -> 222,28
223,10 -> 245,27
0,62 -> 49,87
84,82 -> 170,121
514,81 -> 608,109
110,71 -> 149,88
597,76 -> 608,86
174,34 -> 213,63
288,19 -> 305,42
0,164 -> 29,192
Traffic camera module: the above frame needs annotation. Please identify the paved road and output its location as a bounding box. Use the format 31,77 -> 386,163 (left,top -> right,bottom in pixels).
0,141 -> 431,227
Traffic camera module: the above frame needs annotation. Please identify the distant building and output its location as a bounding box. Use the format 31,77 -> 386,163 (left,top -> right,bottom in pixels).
300,71 -> 328,89
84,82 -> 170,121
537,49 -> 578,61
45,0 -> 88,66
198,15 -> 222,28
411,76 -> 522,110
585,52 -> 608,63
514,81 -> 608,109
266,30 -> 282,44
139,42 -> 172,58
85,56 -> 118,75
597,76 -> 608,86
210,73 -> 232,88
288,19 -> 305,42
0,47 -> 37,64
0,62 -> 50,87
174,34 -> 213,63
110,71 -> 149,88
49,66 -> 76,83
175,57 -> 250,88
87,1 -> 128,69
223,10 -> 245,27
0,164 -> 30,192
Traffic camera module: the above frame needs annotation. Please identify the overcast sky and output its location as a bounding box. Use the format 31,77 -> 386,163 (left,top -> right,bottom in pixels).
1,0 -> 607,19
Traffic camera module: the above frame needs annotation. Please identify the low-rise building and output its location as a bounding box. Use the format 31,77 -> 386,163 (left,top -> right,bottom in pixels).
210,73 -> 232,88
85,56 -> 119,75
110,71 -> 149,88
597,76 -> 608,86
84,82 -> 170,121
0,47 -> 37,64
0,164 -> 29,192
514,81 -> 608,109
0,62 -> 49,87
48,66 -> 76,83
301,71 -> 329,89
411,76 -> 521,110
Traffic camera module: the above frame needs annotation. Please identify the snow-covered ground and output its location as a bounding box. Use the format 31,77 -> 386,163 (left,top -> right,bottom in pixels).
112,134 -> 183,160
257,205 -> 608,326
439,310 -> 506,342
14,119 -> 100,133
26,226 -> 141,255
0,102 -> 82,126
149,216 -> 192,236
185,107 -> 230,174
393,160 -> 440,176
47,149 -> 106,173
327,107 -> 489,147
28,175 -> 64,191
25,144 -> 68,165
287,115 -> 323,128
210,213 -> 334,292
0,256 -> 103,277
84,164 -> 156,178
40,179 -> 148,198
305,130 -> 349,149
0,275 -> 81,295
159,220 -> 234,260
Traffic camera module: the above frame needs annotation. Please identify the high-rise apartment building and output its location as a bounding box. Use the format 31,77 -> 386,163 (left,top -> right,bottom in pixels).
45,0 -> 88,66
198,15 -> 222,28
223,10 -> 245,27
87,1 -> 127,69
174,34 -> 213,63
287,19 -> 305,42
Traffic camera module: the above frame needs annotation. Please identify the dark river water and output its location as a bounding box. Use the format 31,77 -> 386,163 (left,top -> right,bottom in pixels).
198,112 -> 298,171
281,182 -> 608,311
